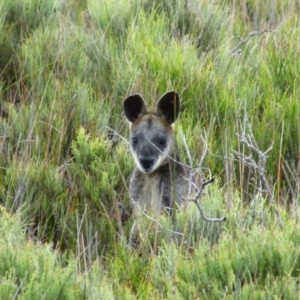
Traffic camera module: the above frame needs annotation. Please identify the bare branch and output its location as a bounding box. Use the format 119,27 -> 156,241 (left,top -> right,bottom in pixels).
234,107 -> 284,229
230,29 -> 273,55
187,178 -> 226,223
181,132 -> 193,167
199,133 -> 209,167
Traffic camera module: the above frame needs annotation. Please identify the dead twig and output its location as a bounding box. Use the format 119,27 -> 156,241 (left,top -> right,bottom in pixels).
234,107 -> 284,230
188,178 -> 227,222
230,29 -> 272,55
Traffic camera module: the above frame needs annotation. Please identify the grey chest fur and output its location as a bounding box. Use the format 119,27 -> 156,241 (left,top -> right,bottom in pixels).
129,165 -> 185,215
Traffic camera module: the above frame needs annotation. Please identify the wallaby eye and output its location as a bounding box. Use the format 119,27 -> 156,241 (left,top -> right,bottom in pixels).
158,138 -> 166,147
132,137 -> 138,144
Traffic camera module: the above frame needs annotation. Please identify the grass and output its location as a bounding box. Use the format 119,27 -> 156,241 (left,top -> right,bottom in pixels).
0,0 -> 300,298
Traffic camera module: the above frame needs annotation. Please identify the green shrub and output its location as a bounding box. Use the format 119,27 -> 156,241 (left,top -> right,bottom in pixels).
0,207 -> 82,299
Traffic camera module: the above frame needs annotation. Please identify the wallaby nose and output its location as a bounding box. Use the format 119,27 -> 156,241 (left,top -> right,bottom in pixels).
139,157 -> 154,172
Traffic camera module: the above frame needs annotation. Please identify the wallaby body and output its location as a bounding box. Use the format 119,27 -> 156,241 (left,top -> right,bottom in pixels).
123,91 -> 188,215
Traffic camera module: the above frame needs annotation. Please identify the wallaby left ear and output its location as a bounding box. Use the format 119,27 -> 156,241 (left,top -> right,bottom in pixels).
123,94 -> 147,123
157,91 -> 180,124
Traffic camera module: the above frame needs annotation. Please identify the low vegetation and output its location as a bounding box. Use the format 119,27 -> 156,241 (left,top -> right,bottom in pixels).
0,0 -> 299,298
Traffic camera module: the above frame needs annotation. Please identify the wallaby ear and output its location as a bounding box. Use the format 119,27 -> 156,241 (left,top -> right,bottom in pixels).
123,94 -> 147,123
157,91 -> 180,124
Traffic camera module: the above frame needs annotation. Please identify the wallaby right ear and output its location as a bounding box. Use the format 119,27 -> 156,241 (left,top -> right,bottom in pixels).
123,94 -> 147,123
157,91 -> 180,124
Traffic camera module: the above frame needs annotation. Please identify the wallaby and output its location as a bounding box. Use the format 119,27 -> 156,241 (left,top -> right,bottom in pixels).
123,91 -> 189,216
123,91 -> 225,247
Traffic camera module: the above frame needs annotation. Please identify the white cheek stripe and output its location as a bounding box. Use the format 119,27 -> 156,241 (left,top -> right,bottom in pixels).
130,148 -> 145,172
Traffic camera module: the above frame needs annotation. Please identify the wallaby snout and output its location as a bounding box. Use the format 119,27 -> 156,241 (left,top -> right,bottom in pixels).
139,156 -> 155,172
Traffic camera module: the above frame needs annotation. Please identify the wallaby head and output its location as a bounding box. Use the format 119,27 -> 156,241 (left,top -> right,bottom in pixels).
123,91 -> 180,173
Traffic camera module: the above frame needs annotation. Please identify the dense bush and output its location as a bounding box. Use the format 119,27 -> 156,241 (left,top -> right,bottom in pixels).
0,0 -> 299,298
